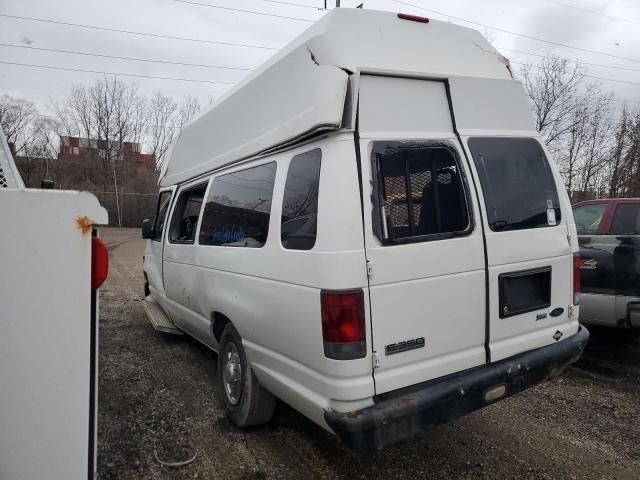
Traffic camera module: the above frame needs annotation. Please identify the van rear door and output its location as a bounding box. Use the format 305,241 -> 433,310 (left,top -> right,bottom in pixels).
357,75 -> 487,394
450,77 -> 578,362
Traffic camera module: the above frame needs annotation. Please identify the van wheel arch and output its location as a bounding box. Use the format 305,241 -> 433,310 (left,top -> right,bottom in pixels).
212,312 -> 231,344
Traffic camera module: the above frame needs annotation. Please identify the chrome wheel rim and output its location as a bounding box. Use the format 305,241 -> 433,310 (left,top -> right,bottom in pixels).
223,342 -> 242,405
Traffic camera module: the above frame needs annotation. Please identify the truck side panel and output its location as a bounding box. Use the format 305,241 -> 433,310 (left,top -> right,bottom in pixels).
0,189 -> 107,480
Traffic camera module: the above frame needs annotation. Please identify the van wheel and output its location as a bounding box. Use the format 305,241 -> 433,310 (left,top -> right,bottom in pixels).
218,324 -> 276,427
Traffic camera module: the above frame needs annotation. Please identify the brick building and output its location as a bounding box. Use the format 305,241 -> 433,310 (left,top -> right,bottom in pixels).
58,136 -> 155,167
13,136 -> 159,227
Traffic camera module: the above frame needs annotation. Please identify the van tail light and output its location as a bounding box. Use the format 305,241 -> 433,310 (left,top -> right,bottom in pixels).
91,235 -> 109,290
321,289 -> 366,360
573,253 -> 582,305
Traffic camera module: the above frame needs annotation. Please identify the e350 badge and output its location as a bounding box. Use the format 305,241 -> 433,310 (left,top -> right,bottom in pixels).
385,337 -> 425,355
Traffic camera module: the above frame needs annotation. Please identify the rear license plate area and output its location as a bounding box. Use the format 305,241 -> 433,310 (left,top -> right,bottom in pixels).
499,267 -> 551,318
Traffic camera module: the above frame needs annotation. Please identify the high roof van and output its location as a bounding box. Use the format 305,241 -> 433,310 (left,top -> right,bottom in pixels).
141,8 -> 589,451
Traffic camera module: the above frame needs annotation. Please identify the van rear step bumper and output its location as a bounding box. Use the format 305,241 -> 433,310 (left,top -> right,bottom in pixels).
324,326 -> 589,452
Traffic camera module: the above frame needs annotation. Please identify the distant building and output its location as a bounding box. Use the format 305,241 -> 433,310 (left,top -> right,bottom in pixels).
58,136 -> 155,167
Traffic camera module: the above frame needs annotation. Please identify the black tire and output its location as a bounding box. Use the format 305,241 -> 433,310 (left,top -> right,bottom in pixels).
590,326 -> 639,345
218,324 -> 276,427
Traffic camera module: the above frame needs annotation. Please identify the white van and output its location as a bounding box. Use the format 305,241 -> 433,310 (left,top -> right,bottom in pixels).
142,9 -> 589,451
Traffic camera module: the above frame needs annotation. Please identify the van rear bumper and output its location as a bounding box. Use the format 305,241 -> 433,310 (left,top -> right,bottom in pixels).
324,326 -> 589,452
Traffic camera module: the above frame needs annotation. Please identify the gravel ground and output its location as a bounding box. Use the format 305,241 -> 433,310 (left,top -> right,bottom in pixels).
98,228 -> 640,480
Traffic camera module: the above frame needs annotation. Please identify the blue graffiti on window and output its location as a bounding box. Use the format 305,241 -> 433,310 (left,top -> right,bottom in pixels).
211,226 -> 246,244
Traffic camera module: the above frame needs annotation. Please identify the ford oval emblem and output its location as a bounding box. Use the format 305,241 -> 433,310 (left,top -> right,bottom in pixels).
550,307 -> 564,318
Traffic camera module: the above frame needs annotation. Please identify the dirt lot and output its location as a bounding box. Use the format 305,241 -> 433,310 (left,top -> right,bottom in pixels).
98,228 -> 640,480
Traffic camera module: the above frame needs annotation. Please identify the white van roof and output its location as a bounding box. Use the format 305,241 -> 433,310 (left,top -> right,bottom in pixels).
160,8 -> 512,187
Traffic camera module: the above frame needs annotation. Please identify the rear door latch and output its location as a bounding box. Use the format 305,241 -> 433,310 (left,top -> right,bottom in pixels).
372,351 -> 380,369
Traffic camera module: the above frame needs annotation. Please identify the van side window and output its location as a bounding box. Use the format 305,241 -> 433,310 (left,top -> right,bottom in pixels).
168,183 -> 207,244
373,143 -> 470,243
610,203 -> 640,235
281,149 -> 321,250
152,190 -> 172,242
468,137 -> 561,232
199,162 -> 276,247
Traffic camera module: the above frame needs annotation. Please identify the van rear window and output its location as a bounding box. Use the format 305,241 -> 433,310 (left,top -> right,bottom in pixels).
373,142 -> 471,243
468,137 -> 561,232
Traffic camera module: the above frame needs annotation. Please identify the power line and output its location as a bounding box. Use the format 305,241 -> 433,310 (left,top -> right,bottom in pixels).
0,60 -> 236,85
171,0 -> 317,21
390,0 -> 640,64
0,13 -> 279,50
35,114 -> 188,128
509,60 -> 640,86
0,43 -> 254,71
497,46 -> 640,74
259,0 -> 323,10
538,0 -> 640,25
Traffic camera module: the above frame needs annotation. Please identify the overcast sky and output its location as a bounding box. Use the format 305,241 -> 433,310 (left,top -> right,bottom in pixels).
0,0 -> 638,114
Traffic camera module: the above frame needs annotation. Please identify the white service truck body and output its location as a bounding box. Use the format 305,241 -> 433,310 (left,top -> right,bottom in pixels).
0,128 -> 108,479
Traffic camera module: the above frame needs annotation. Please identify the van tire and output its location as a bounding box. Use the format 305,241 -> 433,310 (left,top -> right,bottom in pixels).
218,324 -> 276,427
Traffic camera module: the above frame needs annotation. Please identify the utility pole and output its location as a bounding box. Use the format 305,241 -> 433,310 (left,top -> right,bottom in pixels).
113,164 -> 122,228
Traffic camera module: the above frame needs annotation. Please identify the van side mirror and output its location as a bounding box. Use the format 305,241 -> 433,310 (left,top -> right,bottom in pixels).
142,219 -> 153,239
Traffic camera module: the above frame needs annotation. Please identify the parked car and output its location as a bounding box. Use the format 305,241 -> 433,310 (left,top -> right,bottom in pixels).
141,8 -> 588,451
573,198 -> 640,343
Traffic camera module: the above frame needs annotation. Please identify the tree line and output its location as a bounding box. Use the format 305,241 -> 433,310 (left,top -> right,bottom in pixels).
1,76 -> 202,185
0,76 -> 203,226
519,56 -> 640,200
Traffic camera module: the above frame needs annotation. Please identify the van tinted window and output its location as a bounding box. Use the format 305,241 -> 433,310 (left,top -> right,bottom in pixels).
468,137 -> 561,232
281,149 -> 321,250
152,190 -> 172,241
169,183 -> 207,243
373,143 -> 470,242
199,162 -> 276,247
610,203 -> 640,235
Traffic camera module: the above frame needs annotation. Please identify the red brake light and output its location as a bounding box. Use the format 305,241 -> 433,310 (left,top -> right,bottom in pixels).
573,253 -> 582,305
397,13 -> 429,23
321,289 -> 366,360
91,235 -> 109,290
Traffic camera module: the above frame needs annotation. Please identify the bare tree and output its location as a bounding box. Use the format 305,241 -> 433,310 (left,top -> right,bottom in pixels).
146,92 -> 177,167
0,94 -> 37,146
619,111 -> 640,196
12,116 -> 58,185
576,92 -> 614,196
146,94 -> 202,168
53,76 -> 147,179
608,108 -> 630,197
519,56 -> 586,152
561,97 -> 590,194
177,95 -> 201,129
